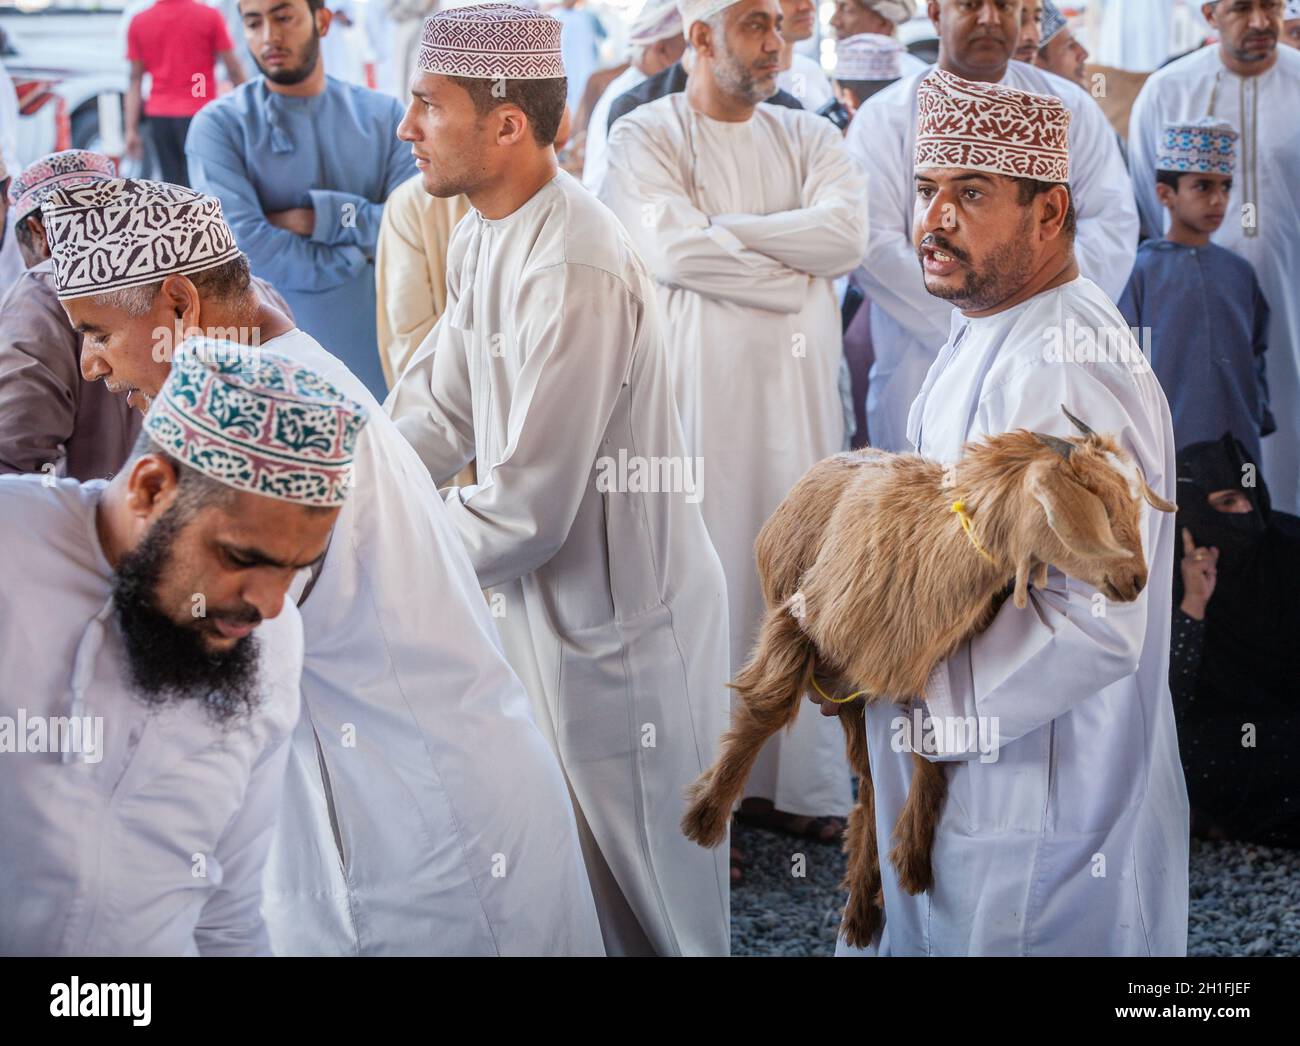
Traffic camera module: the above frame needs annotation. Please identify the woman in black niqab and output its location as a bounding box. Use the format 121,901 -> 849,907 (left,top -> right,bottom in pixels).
1172,433 -> 1300,848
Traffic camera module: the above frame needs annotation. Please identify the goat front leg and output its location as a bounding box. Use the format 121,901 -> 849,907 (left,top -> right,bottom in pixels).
682,603 -> 814,847
889,751 -> 948,895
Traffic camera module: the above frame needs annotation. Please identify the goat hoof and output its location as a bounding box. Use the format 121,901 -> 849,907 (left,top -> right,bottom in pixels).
681,779 -> 729,848
889,841 -> 934,896
840,897 -> 882,950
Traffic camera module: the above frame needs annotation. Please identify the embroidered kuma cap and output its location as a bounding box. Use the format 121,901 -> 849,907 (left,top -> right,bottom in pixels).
676,0 -> 739,35
628,0 -> 684,46
1039,0 -> 1068,47
9,149 -> 117,224
1156,119 -> 1238,176
834,33 -> 905,82
915,68 -> 1072,184
418,3 -> 566,79
144,340 -> 368,508
41,178 -> 241,302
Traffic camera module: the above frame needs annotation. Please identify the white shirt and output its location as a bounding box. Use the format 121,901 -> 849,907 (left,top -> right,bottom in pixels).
582,63 -> 647,193
601,94 -> 867,818
844,60 -> 1140,453
0,475 -> 303,956
387,172 -> 732,956
1128,44 -> 1300,514
841,278 -> 1188,956
255,329 -> 603,957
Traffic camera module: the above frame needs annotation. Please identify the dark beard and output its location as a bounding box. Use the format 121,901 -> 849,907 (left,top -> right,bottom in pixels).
920,214 -> 1037,311
112,502 -> 262,725
255,29 -> 321,86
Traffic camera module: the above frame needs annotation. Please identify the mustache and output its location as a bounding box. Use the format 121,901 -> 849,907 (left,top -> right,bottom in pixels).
918,233 -> 972,264
210,606 -> 263,627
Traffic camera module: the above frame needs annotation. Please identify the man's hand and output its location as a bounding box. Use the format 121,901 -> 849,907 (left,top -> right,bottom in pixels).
266,207 -> 315,237
125,129 -> 144,162
1179,527 -> 1218,621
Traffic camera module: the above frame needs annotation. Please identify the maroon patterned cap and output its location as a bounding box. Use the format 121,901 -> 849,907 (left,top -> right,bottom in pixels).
915,69 -> 1072,184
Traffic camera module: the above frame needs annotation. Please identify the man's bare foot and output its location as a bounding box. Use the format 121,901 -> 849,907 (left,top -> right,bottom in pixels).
735,798 -> 846,844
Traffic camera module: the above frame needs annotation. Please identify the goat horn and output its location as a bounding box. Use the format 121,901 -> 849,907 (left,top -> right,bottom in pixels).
1135,463 -> 1178,513
1032,431 -> 1074,461
1060,404 -> 1096,438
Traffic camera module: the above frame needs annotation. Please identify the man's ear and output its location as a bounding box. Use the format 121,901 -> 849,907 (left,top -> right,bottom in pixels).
495,105 -> 530,147
160,274 -> 201,335
688,19 -> 712,55
1038,183 -> 1071,241
1200,2 -> 1219,31
927,0 -> 941,30
316,5 -> 333,38
126,454 -> 181,521
1027,459 -> 1132,561
1154,182 -> 1176,208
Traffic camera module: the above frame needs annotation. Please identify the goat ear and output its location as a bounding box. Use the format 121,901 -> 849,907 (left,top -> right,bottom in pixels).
1027,461 -> 1133,561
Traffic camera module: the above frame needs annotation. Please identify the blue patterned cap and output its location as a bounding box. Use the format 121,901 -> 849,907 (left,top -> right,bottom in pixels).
1039,1 -> 1068,47
144,339 -> 367,508
1156,119 -> 1238,176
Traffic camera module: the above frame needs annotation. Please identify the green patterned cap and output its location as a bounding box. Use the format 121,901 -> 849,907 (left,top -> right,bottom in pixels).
144,338 -> 367,507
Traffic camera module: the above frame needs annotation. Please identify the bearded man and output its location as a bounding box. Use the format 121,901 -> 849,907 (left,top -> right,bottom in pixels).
0,344 -> 362,954
41,176 -> 602,957
820,70 -> 1187,957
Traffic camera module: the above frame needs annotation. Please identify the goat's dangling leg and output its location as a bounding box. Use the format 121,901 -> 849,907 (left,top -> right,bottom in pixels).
889,751 -> 948,895
682,603 -> 815,847
839,709 -> 883,948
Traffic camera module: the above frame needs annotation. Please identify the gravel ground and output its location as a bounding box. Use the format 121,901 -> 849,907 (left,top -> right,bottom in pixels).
731,824 -> 1300,956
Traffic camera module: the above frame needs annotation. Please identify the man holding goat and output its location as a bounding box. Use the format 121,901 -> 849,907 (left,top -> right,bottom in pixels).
820,69 -> 1190,956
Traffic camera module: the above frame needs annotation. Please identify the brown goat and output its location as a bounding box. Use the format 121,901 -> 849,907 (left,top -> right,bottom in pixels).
682,407 -> 1176,948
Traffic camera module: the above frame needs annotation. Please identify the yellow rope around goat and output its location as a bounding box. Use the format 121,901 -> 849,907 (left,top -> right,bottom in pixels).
810,673 -> 869,705
951,499 -> 996,564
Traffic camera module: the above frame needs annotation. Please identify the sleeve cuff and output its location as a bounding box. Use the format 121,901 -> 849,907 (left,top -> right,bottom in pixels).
309,188 -> 360,245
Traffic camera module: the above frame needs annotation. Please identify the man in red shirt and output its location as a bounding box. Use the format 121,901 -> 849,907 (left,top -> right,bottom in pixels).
126,0 -> 247,186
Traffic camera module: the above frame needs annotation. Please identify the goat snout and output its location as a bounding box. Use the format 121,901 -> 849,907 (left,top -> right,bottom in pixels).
1106,569 -> 1147,601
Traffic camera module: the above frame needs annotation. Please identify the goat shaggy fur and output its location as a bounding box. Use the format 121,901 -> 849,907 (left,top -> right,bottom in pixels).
683,408 -> 1176,948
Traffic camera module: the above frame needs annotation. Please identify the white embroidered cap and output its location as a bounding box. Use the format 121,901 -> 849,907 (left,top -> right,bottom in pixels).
417,2 -> 566,79
41,178 -> 242,302
676,0 -> 739,35
834,33 -> 905,82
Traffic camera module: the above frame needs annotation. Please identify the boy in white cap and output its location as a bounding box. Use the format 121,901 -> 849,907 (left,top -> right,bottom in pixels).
388,3 -> 731,956
1119,119 -> 1272,463
0,344 -> 361,955
42,176 -> 603,956
1129,0 -> 1300,512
